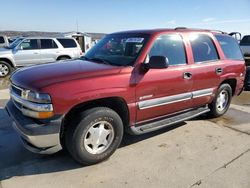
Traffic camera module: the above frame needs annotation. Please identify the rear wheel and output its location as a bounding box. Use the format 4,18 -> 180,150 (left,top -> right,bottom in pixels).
208,84 -> 232,118
0,61 -> 12,78
65,107 -> 124,165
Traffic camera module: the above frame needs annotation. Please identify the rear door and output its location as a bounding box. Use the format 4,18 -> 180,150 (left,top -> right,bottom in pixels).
135,34 -> 194,123
187,33 -> 222,107
13,39 -> 41,66
40,39 -> 59,63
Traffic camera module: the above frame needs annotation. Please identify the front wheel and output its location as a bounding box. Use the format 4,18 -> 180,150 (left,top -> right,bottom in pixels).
0,61 -> 12,78
65,107 -> 124,165
208,84 -> 232,118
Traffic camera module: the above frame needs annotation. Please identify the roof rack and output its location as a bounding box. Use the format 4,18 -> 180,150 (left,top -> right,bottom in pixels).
174,27 -> 227,34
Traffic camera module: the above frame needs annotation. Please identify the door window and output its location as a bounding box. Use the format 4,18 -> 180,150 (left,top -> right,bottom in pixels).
19,39 -> 39,50
148,34 -> 187,66
41,39 -> 58,49
189,34 -> 219,63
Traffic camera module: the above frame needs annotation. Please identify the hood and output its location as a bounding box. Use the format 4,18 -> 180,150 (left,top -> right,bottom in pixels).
0,47 -> 12,54
11,59 -> 122,91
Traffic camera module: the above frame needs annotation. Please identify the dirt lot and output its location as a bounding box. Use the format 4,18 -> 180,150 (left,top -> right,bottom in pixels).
0,80 -> 250,188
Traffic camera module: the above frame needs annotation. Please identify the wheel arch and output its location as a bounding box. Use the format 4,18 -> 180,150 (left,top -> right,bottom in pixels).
56,55 -> 72,60
0,58 -> 15,68
220,78 -> 237,95
60,97 -> 130,145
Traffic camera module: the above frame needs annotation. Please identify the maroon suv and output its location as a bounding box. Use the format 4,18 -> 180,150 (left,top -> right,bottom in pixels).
6,28 -> 246,165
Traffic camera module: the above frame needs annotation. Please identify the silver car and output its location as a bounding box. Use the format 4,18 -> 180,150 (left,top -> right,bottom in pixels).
0,37 -> 82,77
0,35 -> 9,48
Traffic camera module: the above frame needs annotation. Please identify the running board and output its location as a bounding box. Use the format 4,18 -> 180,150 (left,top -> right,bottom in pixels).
128,107 -> 210,135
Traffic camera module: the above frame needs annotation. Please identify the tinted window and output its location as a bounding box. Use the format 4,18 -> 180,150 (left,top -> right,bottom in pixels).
57,38 -> 77,48
0,37 -> 4,44
19,39 -> 39,50
240,36 -> 250,46
190,34 -> 219,63
216,35 -> 244,60
149,34 -> 186,65
40,39 -> 58,49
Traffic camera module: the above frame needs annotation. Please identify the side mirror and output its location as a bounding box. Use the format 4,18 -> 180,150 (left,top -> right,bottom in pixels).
144,56 -> 169,70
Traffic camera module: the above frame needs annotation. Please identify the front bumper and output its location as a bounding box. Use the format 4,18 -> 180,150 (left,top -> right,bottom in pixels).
5,100 -> 62,154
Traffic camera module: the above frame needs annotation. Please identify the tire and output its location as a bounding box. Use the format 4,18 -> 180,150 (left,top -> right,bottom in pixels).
208,84 -> 232,118
0,61 -> 12,78
65,107 -> 124,165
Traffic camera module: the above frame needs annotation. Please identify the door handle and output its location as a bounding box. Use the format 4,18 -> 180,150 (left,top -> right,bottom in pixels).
216,68 -> 223,75
183,72 -> 192,79
33,52 -> 39,54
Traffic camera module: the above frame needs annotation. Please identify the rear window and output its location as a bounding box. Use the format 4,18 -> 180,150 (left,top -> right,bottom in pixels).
0,36 -> 4,44
57,38 -> 77,48
240,36 -> 250,46
41,39 -> 58,49
215,35 -> 244,61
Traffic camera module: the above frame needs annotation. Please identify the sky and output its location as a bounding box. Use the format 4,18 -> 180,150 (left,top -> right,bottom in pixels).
1,0 -> 250,35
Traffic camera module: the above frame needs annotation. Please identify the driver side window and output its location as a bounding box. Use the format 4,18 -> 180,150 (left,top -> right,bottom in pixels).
19,39 -> 39,50
148,34 -> 187,66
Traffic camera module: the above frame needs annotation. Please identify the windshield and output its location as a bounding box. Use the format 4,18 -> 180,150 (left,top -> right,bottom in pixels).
83,34 -> 149,66
8,38 -> 24,49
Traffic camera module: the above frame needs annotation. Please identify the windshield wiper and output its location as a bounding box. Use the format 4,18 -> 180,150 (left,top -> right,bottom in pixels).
87,57 -> 115,65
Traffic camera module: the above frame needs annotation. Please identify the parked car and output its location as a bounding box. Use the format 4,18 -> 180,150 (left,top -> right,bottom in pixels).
6,28 -> 245,165
0,37 -> 82,77
0,35 -> 9,48
240,35 -> 250,61
245,66 -> 250,91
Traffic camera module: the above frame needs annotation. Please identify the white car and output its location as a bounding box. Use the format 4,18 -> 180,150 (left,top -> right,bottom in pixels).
0,37 -> 82,77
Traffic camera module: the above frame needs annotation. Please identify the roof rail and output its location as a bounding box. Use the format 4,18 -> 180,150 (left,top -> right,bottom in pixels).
174,27 -> 227,34
205,30 -> 227,34
174,27 -> 188,30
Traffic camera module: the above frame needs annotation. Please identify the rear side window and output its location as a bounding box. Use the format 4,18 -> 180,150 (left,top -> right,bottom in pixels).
189,34 -> 219,63
215,35 -> 244,60
240,36 -> 250,46
149,34 -> 187,65
0,37 -> 4,44
41,39 -> 58,49
57,38 -> 77,48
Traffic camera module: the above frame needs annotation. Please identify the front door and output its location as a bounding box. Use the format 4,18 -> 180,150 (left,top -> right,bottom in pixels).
135,34 -> 193,123
14,39 -> 41,66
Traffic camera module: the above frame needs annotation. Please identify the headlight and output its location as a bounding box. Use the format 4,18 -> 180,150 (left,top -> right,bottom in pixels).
21,90 -> 51,104
10,85 -> 54,119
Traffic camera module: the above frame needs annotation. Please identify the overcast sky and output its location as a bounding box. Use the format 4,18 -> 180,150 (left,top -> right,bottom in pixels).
1,0 -> 250,35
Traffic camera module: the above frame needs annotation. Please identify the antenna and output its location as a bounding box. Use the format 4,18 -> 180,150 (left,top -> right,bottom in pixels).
76,19 -> 79,32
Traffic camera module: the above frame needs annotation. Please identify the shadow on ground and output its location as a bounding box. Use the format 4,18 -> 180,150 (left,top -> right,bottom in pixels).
0,107 -> 186,181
